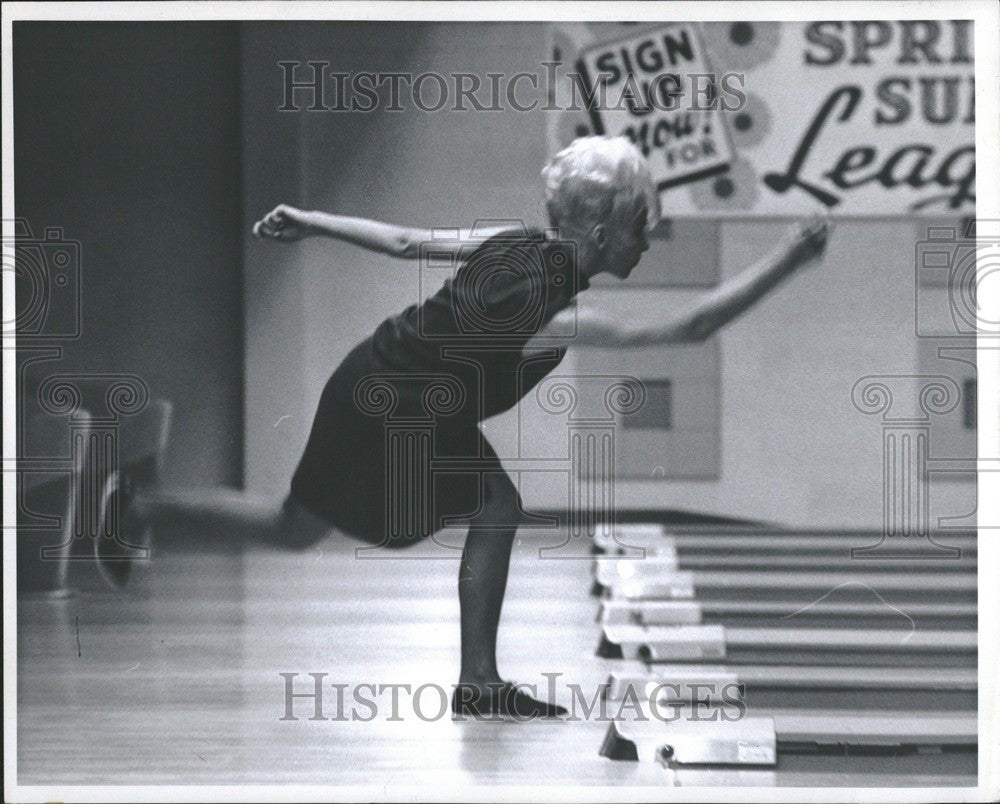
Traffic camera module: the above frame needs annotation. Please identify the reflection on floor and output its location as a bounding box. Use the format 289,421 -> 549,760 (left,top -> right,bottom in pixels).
16,523 -> 978,789
17,527 -> 667,787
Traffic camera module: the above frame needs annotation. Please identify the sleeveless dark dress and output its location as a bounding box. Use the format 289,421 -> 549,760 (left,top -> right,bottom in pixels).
288,228 -> 587,545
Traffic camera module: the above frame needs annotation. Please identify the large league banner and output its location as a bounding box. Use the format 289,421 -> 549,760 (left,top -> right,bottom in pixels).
548,20 -> 976,217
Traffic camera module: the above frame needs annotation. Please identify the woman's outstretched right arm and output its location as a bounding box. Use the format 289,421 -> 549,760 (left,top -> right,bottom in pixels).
252,204 -> 511,259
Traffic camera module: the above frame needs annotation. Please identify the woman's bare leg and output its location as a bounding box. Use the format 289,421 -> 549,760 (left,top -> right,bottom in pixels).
454,470 -> 566,717
130,487 -> 327,549
457,473 -> 518,688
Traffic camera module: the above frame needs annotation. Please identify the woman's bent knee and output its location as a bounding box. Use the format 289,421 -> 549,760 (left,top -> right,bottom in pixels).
476,471 -> 524,530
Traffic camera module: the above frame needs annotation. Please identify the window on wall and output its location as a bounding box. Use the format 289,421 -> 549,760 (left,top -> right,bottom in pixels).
916,336 -> 976,459
621,379 -> 673,430
964,378 -> 977,429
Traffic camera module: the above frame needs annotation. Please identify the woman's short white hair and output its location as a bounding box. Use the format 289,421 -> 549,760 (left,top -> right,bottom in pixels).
541,136 -> 660,232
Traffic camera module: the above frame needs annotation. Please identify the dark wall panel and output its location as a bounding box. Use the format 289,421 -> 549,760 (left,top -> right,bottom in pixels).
14,22 -> 245,487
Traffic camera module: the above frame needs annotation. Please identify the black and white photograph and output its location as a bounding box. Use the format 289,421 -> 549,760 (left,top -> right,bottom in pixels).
3,1 -> 999,800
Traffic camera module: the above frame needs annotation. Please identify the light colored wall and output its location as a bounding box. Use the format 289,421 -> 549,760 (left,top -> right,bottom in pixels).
527,220 -> 975,530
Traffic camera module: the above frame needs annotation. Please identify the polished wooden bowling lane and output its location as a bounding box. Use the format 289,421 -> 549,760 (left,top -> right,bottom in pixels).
591,520 -> 977,786
17,528 -> 668,787
16,519 -> 978,788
